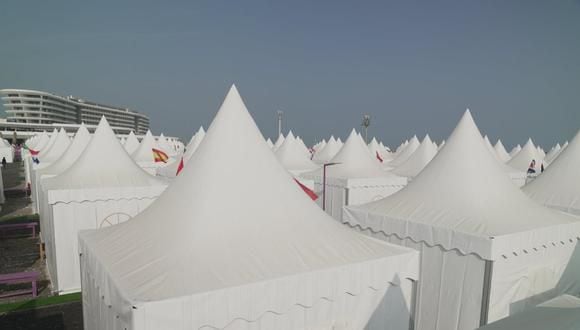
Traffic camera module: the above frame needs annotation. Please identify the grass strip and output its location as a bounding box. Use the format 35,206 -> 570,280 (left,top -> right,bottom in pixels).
0,292 -> 81,314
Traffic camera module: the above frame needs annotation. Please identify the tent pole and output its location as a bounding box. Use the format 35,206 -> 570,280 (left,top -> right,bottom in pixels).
409,278 -> 418,330
479,260 -> 494,326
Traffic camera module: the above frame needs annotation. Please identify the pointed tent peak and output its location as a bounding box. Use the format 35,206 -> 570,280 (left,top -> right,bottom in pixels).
347,128 -> 359,138
337,137 -> 343,144
286,130 -> 296,140
197,126 -> 205,135
422,134 -> 432,144
329,135 -> 336,143
370,137 -> 378,144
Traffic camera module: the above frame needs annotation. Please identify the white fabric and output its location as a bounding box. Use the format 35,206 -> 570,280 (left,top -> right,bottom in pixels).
508,138 -> 544,171
123,131 -> 140,154
479,295 -> 580,330
183,127 -> 205,162
131,130 -> 158,163
523,130 -> 580,216
36,128 -> 70,167
275,131 -> 319,175
343,110 -> 580,330
312,136 -> 341,164
272,133 -> 285,151
393,134 -> 437,178
156,133 -> 175,156
544,143 -> 562,164
494,140 -> 511,163
79,85 -> 419,330
389,135 -> 420,168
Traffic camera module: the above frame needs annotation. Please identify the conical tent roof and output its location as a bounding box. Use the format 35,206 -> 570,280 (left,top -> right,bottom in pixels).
389,135 -> 420,167
345,110 -> 580,259
123,131 -> 140,154
508,138 -> 543,171
544,143 -> 562,164
79,85 -> 413,310
37,128 -> 70,166
494,139 -> 511,163
272,133 -> 285,150
483,135 -> 500,161
368,137 -> 392,162
36,124 -> 91,177
183,127 -> 205,162
509,144 -> 522,157
266,138 -> 274,148
43,117 -> 163,190
306,129 -> 402,179
131,130 -> 158,163
393,134 -> 438,178
275,131 -> 318,174
39,128 -> 59,153
523,130 -> 580,215
156,133 -> 174,154
312,135 -> 341,164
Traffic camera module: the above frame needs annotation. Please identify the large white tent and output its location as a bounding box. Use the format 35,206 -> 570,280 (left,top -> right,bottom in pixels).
36,128 -> 70,167
368,137 -> 393,163
275,131 -> 319,175
344,110 -> 580,330
272,133 -> 285,150
79,85 -> 419,330
40,117 -> 167,294
387,135 -> 420,169
494,139 -> 511,163
0,138 -> 13,163
478,295 -> 580,330
523,130 -> 580,216
302,129 -> 407,220
392,134 -> 438,178
544,143 -> 562,165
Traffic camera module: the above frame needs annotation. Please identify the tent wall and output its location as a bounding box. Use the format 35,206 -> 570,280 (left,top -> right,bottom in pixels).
488,239 -> 580,322
357,228 -> 488,330
0,147 -> 14,163
46,197 -> 158,294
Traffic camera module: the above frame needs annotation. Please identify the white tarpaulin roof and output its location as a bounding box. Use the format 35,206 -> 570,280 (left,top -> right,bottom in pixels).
39,128 -> 59,153
123,131 -> 140,154
508,138 -> 543,171
79,85 -> 419,329
43,117 -> 164,192
272,133 -> 285,150
545,143 -> 563,164
312,135 -> 341,164
131,130 -> 158,163
37,128 -> 71,167
275,131 -> 318,174
478,295 -> 580,330
393,134 -> 438,178
388,135 -> 420,167
344,110 -> 580,260
494,139 -> 511,163
523,130 -> 580,216
35,124 -> 91,177
183,126 -> 205,162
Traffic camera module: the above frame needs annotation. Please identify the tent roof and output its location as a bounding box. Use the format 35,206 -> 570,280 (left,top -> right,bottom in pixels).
389,135 -> 420,167
156,133 -> 174,155
494,139 -> 511,163
183,127 -> 205,162
131,130 -> 158,163
344,110 -> 580,260
39,128 -> 59,153
43,117 -> 164,190
523,130 -> 580,215
275,131 -> 318,174
79,85 -> 416,303
508,138 -> 544,171
37,128 -> 70,165
478,295 -> 580,330
123,131 -> 140,154
393,134 -> 438,178
36,124 -> 91,177
312,135 -> 341,164
272,133 -> 285,150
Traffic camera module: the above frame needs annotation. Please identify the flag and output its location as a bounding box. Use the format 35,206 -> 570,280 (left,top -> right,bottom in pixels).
22,144 -> 40,156
176,157 -> 184,176
294,178 -> 318,201
376,151 -> 383,163
152,148 -> 169,163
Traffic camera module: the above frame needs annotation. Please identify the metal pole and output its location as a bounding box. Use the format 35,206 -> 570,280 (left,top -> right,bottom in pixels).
322,164 -> 327,211
277,110 -> 283,137
362,114 -> 370,144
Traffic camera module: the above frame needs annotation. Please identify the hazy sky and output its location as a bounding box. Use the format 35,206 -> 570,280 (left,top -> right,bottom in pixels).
1,1 -> 579,148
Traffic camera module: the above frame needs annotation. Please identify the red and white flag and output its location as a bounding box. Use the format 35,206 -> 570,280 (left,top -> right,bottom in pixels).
294,178 -> 318,201
376,151 -> 383,163
176,157 -> 184,176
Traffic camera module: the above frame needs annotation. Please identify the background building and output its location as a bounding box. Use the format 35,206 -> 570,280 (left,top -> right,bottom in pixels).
0,89 -> 149,134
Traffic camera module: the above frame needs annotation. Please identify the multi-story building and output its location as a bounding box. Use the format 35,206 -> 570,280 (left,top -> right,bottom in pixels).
0,89 -> 149,134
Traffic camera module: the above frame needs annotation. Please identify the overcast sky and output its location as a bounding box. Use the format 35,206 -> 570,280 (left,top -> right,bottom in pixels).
1,1 -> 579,148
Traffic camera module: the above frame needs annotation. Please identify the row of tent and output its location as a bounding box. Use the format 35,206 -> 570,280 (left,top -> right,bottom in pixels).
23,85 -> 580,330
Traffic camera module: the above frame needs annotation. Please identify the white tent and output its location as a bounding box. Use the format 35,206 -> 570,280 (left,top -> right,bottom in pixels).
544,143 -> 562,165
478,295 -> 580,330
312,135 -> 341,164
38,128 -> 59,156
494,139 -> 511,163
393,134 -> 438,178
275,131 -> 319,175
131,130 -> 161,175
272,133 -> 285,151
508,138 -> 544,173
123,131 -> 140,154
79,85 -> 419,330
523,130 -> 580,216
183,126 -> 205,162
387,135 -> 420,168
344,110 -> 580,330
368,137 -> 393,163
509,144 -> 522,158
266,137 -> 274,148
40,117 -> 167,294
302,129 -> 407,220
156,133 -> 176,156
35,128 -> 70,167
0,138 -> 13,163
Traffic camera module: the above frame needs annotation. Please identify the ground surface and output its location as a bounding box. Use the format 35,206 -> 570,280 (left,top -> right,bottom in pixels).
0,161 -> 84,329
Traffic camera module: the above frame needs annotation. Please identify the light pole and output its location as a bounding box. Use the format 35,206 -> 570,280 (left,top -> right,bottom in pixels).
322,162 -> 340,211
277,110 -> 283,137
361,114 -> 370,144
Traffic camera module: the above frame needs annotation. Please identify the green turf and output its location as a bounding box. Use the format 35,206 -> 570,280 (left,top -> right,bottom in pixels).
0,214 -> 39,224
0,292 -> 81,314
